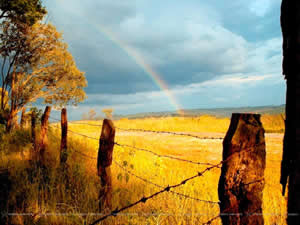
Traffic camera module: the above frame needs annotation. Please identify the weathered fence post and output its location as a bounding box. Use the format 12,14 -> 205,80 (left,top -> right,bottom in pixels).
31,111 -> 37,159
218,113 -> 266,225
39,106 -> 51,164
97,119 -> 115,211
60,108 -> 68,164
20,107 -> 26,129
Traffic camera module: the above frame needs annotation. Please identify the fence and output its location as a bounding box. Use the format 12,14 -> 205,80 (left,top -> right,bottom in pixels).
31,108 -> 266,225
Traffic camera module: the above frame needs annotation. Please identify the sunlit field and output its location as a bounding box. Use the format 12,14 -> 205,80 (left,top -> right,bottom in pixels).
0,115 -> 286,225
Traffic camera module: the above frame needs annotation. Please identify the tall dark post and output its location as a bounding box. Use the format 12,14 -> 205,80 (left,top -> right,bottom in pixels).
39,106 -> 51,164
31,111 -> 37,159
218,113 -> 266,225
20,107 -> 26,129
60,108 -> 68,164
97,119 -> 115,211
280,1 -> 300,224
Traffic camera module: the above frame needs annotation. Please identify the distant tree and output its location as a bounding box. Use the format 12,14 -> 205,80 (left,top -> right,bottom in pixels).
88,109 -> 96,120
81,112 -> 88,120
0,0 -> 46,25
102,108 -> 114,119
0,22 -> 87,131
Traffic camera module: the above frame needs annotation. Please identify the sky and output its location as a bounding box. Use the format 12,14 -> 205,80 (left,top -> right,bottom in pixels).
42,0 -> 285,119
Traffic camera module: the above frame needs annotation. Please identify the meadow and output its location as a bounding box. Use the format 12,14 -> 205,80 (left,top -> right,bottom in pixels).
0,114 -> 286,225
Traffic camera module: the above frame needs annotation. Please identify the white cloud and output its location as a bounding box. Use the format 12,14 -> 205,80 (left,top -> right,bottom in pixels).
249,0 -> 272,17
43,0 -> 285,116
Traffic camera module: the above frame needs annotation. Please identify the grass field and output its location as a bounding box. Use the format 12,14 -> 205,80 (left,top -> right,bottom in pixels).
0,115 -> 287,224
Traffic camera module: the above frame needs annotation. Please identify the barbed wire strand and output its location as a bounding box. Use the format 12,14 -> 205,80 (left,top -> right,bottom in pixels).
89,163 -> 222,225
50,116 -> 223,140
63,128 -> 218,167
49,124 -> 265,225
113,159 -> 220,204
116,127 -> 224,140
114,142 -> 216,166
49,125 -> 218,204
89,144 -> 264,225
49,117 -> 102,127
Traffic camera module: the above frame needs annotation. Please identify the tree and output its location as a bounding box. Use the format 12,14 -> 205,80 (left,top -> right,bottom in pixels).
102,108 -> 114,119
81,112 -> 88,120
0,0 -> 46,25
0,22 -> 87,131
88,109 -> 96,120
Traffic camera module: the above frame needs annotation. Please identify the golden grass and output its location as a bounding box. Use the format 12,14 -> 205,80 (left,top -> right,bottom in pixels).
60,115 -> 286,224
1,114 -> 286,224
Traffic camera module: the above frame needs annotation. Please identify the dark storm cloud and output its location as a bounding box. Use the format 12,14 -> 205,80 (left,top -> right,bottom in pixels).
204,0 -> 281,42
42,0 -> 284,115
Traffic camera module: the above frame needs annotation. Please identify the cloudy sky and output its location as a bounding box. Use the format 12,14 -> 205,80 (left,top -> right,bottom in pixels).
43,0 -> 285,119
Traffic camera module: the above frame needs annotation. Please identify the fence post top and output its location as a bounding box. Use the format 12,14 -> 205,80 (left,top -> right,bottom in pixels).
231,113 -> 261,117
103,118 -> 115,128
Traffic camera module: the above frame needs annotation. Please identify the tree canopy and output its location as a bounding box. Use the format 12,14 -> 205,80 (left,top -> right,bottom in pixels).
0,21 -> 87,131
0,0 -> 87,131
4,22 -> 86,106
0,0 -> 46,25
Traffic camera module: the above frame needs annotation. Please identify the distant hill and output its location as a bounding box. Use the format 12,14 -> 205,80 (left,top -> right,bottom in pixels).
114,105 -> 285,119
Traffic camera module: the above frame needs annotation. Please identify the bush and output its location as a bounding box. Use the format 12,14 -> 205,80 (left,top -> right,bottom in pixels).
0,128 -> 32,154
0,108 -> 8,125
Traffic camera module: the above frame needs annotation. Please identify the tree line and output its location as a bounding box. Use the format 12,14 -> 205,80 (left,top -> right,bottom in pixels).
0,0 -> 87,132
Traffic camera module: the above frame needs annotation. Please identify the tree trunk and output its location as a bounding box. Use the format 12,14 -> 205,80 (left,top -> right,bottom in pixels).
280,1 -> 300,224
39,106 -> 51,164
6,72 -> 16,132
6,108 -> 17,132
1,87 -> 5,111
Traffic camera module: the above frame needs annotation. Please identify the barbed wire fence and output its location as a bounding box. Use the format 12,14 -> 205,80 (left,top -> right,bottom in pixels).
47,115 -> 266,225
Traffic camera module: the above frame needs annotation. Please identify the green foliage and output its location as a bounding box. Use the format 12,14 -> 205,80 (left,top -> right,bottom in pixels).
0,128 -> 31,154
0,20 -> 87,131
0,108 -> 8,125
1,130 -> 102,224
29,107 -> 43,123
0,122 -> 5,138
102,108 -> 114,119
88,109 -> 96,120
0,0 -> 47,25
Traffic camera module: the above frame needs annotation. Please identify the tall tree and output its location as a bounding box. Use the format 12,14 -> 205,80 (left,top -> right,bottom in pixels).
0,0 -> 46,25
88,109 -> 96,120
0,22 -> 87,131
102,108 -> 114,119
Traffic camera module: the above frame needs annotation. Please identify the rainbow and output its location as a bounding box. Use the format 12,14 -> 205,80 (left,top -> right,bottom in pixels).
89,24 -> 185,116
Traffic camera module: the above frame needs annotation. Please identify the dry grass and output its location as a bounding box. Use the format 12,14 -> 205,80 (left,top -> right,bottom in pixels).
1,114 -> 287,224
63,115 -> 286,224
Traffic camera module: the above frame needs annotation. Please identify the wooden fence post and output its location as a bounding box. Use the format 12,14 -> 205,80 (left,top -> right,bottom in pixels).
97,119 -> 115,211
20,107 -> 26,129
31,111 -> 37,159
218,113 -> 266,225
60,108 -> 68,164
39,106 -> 51,164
